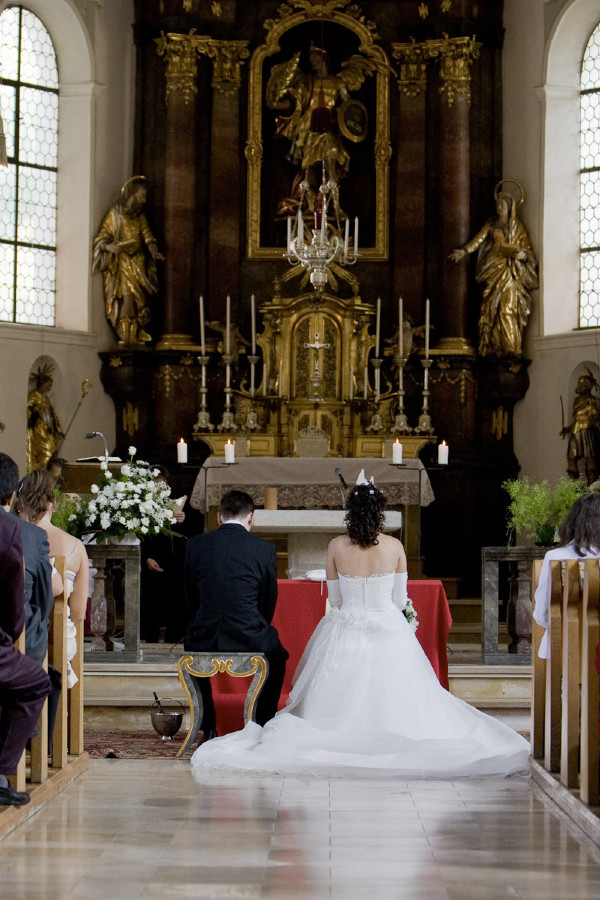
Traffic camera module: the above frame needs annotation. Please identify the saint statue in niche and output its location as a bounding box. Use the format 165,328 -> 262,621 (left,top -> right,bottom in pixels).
26,364 -> 64,472
266,42 -> 375,222
561,371 -> 600,485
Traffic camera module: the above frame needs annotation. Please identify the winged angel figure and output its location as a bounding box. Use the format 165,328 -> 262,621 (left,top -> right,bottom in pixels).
266,43 -> 377,218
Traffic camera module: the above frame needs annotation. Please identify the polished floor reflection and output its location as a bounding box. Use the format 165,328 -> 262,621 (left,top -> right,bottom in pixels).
1,759 -> 600,898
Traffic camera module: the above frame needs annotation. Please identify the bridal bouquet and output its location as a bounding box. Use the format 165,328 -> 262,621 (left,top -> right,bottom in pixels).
66,447 -> 177,542
403,598 -> 419,632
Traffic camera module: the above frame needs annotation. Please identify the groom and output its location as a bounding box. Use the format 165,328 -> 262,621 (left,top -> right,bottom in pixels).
184,490 -> 288,735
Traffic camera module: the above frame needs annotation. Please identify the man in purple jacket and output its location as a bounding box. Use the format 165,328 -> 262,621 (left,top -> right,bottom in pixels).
0,453 -> 51,806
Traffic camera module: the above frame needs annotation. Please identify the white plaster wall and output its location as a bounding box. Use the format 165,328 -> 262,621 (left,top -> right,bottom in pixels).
0,0 -> 135,472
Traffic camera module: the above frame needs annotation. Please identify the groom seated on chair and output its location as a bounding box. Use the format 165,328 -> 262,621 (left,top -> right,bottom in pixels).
184,489 -> 289,739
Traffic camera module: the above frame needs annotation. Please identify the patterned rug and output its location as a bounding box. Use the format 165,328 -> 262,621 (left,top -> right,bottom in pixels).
84,729 -> 193,759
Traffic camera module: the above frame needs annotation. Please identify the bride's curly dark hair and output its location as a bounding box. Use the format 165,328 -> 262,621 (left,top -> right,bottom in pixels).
344,483 -> 387,547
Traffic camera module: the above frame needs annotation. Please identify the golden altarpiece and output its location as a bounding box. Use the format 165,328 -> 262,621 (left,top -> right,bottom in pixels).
98,0 -> 529,595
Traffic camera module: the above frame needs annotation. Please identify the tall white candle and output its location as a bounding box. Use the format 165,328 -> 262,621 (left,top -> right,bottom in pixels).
177,438 -> 188,464
425,298 -> 430,358
354,217 -> 359,255
375,297 -> 381,358
225,294 -> 231,354
438,441 -> 449,465
363,366 -> 368,400
199,295 -> 205,355
344,219 -> 349,258
392,440 -> 403,465
224,439 -> 235,464
398,296 -> 403,358
250,294 -> 256,355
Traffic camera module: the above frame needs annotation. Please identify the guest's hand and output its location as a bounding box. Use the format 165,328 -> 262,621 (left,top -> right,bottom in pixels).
174,510 -> 186,524
146,558 -> 164,573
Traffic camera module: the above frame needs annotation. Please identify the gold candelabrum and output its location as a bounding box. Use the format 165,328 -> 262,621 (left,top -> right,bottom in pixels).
191,287 -> 436,459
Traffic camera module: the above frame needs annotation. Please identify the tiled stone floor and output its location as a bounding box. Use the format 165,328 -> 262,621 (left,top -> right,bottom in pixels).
1,759 -> 600,898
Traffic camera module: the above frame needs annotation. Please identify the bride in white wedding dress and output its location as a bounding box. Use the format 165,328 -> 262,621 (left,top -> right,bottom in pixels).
191,481 -> 530,778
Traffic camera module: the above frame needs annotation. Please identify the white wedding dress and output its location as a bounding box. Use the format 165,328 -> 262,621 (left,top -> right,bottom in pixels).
190,573 -> 530,778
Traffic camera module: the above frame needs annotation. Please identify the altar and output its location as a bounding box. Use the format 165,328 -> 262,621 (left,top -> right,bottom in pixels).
252,509 -> 403,578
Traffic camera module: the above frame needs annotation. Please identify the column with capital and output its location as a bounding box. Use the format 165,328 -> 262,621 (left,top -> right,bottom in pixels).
196,39 -> 249,324
427,35 -> 480,354
155,32 -> 199,349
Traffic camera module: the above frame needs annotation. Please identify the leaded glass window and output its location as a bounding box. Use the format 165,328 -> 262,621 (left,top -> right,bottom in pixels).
580,22 -> 600,327
0,6 -> 58,326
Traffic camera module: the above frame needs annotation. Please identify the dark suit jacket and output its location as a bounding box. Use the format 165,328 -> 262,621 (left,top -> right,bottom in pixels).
184,523 -> 285,657
15,518 -> 53,664
0,507 -> 25,660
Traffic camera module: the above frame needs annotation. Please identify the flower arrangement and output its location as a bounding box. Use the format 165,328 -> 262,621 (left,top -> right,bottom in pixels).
502,475 -> 588,545
60,447 -> 177,542
403,598 -> 419,632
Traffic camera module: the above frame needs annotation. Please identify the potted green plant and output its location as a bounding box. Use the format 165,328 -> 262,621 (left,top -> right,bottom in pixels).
501,475 -> 588,545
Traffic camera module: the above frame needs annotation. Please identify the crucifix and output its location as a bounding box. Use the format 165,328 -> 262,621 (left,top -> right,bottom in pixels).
303,332 -> 331,401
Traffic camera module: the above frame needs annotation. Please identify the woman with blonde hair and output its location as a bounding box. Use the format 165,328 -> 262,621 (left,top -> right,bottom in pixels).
16,468 -> 89,687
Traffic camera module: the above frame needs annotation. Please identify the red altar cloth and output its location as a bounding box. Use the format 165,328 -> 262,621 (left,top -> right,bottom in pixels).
210,579 -> 452,735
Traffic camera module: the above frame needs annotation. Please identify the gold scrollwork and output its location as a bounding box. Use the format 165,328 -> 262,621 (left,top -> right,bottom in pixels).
428,364 -> 476,404
391,39 -> 428,98
491,405 -> 509,441
155,31 -> 202,105
195,39 -> 250,97
424,34 -> 481,108
156,364 -> 203,401
122,401 -> 140,437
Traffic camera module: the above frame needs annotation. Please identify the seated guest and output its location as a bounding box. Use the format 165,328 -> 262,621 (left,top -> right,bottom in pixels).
185,489 -> 288,735
0,453 -> 52,807
16,469 -> 89,688
45,456 -> 68,486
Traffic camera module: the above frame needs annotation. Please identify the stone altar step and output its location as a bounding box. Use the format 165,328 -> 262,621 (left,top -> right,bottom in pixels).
83,653 -> 532,732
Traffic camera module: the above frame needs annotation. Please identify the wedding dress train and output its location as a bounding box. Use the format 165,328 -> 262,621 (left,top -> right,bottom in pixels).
190,573 -> 530,778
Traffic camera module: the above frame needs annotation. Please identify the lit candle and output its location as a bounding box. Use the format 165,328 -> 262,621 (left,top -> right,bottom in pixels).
398,296 -> 403,358
375,297 -> 381,357
224,439 -> 235,464
425,298 -> 430,358
250,294 -> 256,355
393,439 -> 403,465
199,295 -> 205,355
344,219 -> 349,258
438,441 -> 449,465
177,438 -> 188,464
354,217 -> 359,255
349,365 -> 354,400
262,363 -> 267,396
225,294 -> 231,354
363,365 -> 368,400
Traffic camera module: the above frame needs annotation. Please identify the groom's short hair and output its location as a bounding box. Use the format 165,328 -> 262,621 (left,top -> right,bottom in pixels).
220,490 -> 255,521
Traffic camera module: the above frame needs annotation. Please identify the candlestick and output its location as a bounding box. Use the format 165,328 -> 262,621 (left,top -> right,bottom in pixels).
278,361 -> 283,398
320,201 -> 326,247
398,296 -> 403,359
297,205 -> 304,249
225,294 -> 231,354
286,217 -> 291,251
199,295 -> 205,355
344,219 -> 349,258
201,364 -> 206,389
363,365 -> 368,400
438,441 -> 449,465
262,363 -> 267,396
375,297 -> 381,357
250,294 -> 256,355
392,440 -> 403,465
354,217 -> 359,255
177,438 -> 188,464
349,365 -> 354,400
375,367 -> 380,404
425,298 -> 430,358
224,439 -> 235,464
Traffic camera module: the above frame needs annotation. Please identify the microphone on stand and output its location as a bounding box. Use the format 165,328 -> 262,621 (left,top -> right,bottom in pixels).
84,431 -> 109,468
334,467 -> 348,508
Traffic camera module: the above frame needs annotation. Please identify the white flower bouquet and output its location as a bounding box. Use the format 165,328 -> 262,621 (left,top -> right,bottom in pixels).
72,447 -> 177,542
403,598 -> 419,632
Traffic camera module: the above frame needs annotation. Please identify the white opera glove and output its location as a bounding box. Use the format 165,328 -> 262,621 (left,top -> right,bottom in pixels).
392,572 -> 409,611
327,579 -> 343,609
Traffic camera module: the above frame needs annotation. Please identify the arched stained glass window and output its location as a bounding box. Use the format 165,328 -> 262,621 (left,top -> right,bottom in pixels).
0,5 -> 58,326
580,22 -> 600,327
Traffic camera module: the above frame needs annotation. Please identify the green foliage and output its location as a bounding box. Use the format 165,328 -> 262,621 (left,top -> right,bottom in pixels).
51,487 -> 86,537
502,475 -> 588,544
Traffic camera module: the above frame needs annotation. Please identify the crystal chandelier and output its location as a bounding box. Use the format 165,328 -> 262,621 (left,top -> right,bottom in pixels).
284,159 -> 359,292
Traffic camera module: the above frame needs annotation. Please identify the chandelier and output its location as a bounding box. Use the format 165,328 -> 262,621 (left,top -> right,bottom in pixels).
284,159 -> 359,292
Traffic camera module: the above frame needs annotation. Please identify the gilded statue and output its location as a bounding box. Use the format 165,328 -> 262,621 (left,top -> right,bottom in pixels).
266,43 -> 375,219
93,175 -> 164,345
27,364 -> 64,472
561,372 -> 600,485
450,180 -> 538,357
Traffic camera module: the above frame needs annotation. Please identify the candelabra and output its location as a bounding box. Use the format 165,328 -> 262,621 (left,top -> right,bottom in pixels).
415,357 -> 434,434
192,355 -> 214,432
391,355 -> 412,434
285,160 -> 359,292
218,352 -> 237,432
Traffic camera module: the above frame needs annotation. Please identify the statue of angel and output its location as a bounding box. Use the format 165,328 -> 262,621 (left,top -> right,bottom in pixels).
266,43 -> 376,218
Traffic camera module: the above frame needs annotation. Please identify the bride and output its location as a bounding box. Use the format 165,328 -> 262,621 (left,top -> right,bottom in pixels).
191,479 -> 530,778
